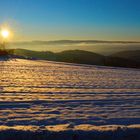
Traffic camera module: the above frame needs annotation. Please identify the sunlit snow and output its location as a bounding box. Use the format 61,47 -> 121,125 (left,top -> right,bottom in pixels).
0,59 -> 139,127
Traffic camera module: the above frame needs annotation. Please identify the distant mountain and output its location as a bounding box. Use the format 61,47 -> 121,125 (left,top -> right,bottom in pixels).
0,49 -> 140,68
110,50 -> 140,62
10,40 -> 140,46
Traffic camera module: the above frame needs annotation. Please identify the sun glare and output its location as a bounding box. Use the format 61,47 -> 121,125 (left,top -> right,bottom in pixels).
1,29 -> 10,39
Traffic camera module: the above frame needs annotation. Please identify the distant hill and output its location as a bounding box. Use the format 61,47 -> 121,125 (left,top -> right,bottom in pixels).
12,49 -> 105,65
105,56 -> 140,68
110,50 -> 140,62
0,49 -> 140,68
12,49 -> 55,60
11,40 -> 140,45
55,50 -> 104,65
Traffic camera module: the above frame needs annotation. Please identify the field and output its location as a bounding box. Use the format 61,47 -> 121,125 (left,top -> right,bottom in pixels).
0,58 -> 140,139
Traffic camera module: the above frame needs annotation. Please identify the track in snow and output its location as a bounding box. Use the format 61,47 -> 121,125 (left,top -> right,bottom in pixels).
0,59 -> 140,126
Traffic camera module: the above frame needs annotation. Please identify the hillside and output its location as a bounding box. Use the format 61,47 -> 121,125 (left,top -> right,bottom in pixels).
55,50 -> 104,65
11,49 -> 105,65
104,56 -> 140,68
0,49 -> 140,68
110,50 -> 140,62
12,49 -> 55,60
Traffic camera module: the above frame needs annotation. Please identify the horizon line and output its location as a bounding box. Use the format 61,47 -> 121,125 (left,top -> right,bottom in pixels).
10,39 -> 140,44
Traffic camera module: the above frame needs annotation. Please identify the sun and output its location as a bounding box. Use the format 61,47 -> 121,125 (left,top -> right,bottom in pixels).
1,29 -> 10,39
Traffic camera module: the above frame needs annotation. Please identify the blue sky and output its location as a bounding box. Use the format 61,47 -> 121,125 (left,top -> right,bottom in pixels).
0,0 -> 140,41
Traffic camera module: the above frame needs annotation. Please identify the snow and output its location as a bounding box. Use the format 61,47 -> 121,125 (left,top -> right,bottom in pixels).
0,124 -> 140,140
0,58 -> 140,139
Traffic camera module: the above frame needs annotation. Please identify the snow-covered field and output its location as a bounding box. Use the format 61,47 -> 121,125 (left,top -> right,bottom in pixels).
0,59 -> 140,139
